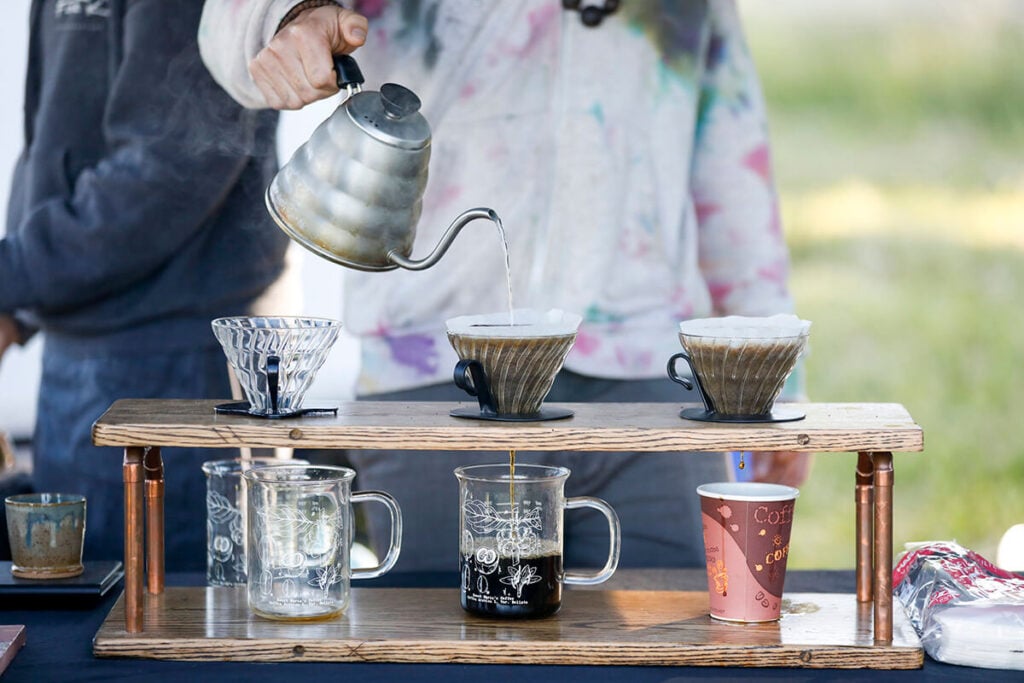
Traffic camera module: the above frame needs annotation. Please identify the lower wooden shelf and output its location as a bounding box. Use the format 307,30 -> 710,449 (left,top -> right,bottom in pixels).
93,586 -> 923,669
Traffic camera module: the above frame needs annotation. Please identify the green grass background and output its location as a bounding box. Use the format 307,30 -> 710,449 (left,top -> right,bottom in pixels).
742,3 -> 1024,567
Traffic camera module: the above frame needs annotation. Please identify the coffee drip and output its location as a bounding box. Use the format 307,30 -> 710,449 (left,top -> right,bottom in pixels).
509,449 -> 517,521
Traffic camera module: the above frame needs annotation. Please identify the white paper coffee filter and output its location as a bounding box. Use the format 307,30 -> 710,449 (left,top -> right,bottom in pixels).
446,309 -> 582,338
696,482 -> 800,502
679,314 -> 811,340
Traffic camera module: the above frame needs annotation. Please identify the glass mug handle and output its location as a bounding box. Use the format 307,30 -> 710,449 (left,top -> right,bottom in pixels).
563,496 -> 621,586
350,491 -> 403,580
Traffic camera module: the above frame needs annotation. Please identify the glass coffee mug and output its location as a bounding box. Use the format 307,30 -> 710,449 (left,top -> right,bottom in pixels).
455,464 -> 620,618
244,465 -> 402,621
202,457 -> 308,586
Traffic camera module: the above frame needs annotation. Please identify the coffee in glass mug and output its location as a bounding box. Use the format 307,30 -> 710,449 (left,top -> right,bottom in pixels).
455,463 -> 620,618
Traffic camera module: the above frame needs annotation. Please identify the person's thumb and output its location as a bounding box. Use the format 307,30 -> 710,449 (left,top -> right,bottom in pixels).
336,10 -> 368,52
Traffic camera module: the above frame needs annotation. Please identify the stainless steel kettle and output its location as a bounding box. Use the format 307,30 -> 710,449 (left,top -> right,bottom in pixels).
266,55 -> 497,272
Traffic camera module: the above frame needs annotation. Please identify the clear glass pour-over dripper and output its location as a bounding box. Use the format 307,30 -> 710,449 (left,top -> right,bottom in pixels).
211,316 -> 341,417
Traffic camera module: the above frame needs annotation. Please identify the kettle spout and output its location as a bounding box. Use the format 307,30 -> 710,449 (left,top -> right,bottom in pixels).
387,208 -> 500,271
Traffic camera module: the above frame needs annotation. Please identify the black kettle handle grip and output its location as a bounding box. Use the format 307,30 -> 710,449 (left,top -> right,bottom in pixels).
334,54 -> 365,90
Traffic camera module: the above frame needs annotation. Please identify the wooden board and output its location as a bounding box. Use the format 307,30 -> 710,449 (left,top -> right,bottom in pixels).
93,587 -> 923,669
0,625 -> 26,675
92,400 -> 923,453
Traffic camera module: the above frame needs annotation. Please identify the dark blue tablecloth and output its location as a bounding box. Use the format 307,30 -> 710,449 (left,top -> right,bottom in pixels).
0,570 -> 1015,682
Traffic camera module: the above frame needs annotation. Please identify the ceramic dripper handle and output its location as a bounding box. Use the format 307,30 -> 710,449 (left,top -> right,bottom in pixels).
265,355 -> 280,414
453,359 -> 498,416
667,351 -> 714,413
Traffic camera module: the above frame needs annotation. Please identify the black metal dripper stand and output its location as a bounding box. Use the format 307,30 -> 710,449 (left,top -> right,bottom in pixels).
666,351 -> 805,424
449,359 -> 573,422
215,355 -> 338,419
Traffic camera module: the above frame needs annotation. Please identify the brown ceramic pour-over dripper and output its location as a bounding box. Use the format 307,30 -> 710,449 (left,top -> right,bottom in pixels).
446,309 -> 582,422
666,314 -> 811,423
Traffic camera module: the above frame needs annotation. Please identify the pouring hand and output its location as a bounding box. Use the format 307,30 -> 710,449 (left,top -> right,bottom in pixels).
250,5 -> 368,110
749,450 -> 813,489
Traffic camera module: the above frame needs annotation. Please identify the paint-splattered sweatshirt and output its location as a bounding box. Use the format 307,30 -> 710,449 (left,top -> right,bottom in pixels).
200,0 -> 802,396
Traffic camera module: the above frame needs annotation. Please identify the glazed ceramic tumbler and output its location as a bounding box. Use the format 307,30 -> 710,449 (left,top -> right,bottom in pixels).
697,482 -> 799,622
5,493 -> 86,579
245,465 -> 402,620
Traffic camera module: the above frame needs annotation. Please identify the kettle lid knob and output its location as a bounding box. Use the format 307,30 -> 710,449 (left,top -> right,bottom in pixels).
380,83 -> 421,119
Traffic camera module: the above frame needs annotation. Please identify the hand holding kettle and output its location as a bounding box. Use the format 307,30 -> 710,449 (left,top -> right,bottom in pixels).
249,4 -> 369,110
249,2 -> 498,272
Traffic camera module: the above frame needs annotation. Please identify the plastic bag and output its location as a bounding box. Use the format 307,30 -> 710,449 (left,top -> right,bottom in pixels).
893,541 -> 1024,670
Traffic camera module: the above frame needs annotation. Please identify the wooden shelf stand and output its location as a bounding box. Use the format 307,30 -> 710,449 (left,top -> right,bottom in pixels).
91,399 -> 924,667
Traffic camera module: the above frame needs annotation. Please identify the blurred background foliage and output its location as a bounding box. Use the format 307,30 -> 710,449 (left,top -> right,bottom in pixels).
740,1 -> 1024,567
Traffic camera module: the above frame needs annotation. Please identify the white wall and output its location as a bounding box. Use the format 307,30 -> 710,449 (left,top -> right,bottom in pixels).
277,105 -> 361,406
0,3 -> 357,441
0,2 -> 41,439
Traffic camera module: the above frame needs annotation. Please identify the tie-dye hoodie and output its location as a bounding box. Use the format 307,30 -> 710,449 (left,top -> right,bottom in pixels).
200,0 -> 800,396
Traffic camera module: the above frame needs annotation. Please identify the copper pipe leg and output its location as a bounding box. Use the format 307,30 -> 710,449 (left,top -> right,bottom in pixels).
855,452 -> 874,603
123,447 -> 145,632
872,451 -> 894,644
144,447 -> 165,595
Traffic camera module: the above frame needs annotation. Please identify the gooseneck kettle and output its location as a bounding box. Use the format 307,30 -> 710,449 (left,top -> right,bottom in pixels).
266,55 -> 497,271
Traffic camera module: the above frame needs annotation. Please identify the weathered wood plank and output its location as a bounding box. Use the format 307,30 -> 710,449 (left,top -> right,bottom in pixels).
92,587 -> 922,668
92,400 -> 923,453
0,625 -> 26,676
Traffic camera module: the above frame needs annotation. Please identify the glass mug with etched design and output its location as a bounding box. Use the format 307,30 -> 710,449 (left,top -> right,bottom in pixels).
455,464 -> 621,618
202,457 -> 309,587
244,465 -> 402,621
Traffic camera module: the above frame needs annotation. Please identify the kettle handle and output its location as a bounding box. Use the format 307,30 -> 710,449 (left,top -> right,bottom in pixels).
388,208 -> 499,271
334,54 -> 365,90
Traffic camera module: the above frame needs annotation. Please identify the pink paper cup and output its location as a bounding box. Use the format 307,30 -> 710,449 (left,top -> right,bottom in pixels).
696,482 -> 799,622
